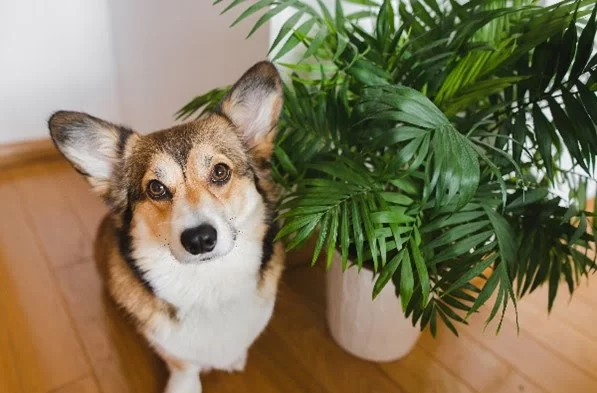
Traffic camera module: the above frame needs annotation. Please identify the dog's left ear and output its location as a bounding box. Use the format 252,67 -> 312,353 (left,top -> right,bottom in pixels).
217,61 -> 283,161
48,111 -> 138,207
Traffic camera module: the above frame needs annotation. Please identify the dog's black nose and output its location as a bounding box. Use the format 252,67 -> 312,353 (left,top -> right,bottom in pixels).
181,225 -> 217,255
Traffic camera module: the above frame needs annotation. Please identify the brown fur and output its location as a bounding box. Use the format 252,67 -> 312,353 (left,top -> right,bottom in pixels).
258,241 -> 285,298
94,215 -> 177,327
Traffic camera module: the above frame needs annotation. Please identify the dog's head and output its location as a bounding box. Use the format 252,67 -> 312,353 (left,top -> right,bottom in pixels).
49,61 -> 282,265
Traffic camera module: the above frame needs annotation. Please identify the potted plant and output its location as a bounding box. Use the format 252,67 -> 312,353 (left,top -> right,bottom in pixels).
177,0 -> 597,361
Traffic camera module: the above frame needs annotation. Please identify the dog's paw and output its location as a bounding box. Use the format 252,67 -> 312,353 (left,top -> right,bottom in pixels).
223,352 -> 247,373
164,371 -> 202,393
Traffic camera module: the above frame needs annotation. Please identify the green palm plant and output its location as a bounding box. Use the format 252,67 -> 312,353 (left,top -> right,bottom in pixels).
178,0 -> 597,336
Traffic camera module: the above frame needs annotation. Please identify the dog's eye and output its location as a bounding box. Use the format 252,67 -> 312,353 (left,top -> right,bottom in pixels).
211,163 -> 231,184
147,180 -> 169,200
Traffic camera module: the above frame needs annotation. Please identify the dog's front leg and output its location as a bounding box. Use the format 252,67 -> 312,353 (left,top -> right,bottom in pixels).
165,366 -> 201,393
159,351 -> 201,393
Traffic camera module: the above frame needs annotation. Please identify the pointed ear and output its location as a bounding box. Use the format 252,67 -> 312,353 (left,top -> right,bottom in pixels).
217,61 -> 283,154
48,111 -> 137,200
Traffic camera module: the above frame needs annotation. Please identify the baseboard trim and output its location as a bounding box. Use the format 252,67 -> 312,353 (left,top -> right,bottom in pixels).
0,138 -> 61,169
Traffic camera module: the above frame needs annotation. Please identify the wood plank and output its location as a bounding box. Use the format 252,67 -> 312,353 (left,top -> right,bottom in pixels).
503,293 -> 597,381
487,370 -> 546,393
55,261 -> 115,363
55,260 -> 167,393
418,325 -> 545,393
50,161 -> 107,240
92,304 -> 166,393
462,306 -> 597,393
249,331 -> 329,393
0,137 -> 60,169
10,162 -> 94,269
0,176 -> 89,393
0,325 -> 22,393
94,359 -> 136,393
50,376 -> 101,393
202,332 -> 321,393
269,279 -> 405,392
524,283 -> 597,342
417,328 -> 511,393
379,348 -> 475,393
572,278 -> 597,304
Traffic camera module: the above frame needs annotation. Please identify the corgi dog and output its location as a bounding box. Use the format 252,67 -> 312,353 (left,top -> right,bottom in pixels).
48,61 -> 285,393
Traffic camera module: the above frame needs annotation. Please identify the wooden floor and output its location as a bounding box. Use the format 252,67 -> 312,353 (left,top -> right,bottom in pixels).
1,157 -> 597,393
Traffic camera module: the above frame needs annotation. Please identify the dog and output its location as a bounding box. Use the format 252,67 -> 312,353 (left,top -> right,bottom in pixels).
48,61 -> 285,393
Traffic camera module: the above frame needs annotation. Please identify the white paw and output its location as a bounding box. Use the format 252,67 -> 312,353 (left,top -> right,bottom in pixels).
164,371 -> 202,393
224,352 -> 247,373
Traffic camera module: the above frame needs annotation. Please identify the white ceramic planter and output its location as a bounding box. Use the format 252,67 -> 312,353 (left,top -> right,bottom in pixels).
325,252 -> 421,362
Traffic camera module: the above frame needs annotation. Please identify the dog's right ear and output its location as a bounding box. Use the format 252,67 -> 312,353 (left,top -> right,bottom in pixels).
48,111 -> 137,200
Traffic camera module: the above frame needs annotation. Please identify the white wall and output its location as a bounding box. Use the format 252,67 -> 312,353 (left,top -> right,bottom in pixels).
0,0 -> 122,144
107,0 -> 269,133
0,0 -> 268,144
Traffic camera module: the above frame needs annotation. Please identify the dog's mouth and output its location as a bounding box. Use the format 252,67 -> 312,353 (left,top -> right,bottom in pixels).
189,250 -> 229,264
169,249 -> 228,265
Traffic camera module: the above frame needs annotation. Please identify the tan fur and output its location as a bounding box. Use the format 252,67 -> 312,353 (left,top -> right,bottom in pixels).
95,215 -> 177,327
135,200 -> 173,243
93,215 -> 113,283
184,144 -> 237,204
250,158 -> 285,298
154,344 -> 189,372
258,241 -> 285,299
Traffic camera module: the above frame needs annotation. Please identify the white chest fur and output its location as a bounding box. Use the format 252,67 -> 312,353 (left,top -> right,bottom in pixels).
149,287 -> 274,369
134,235 -> 274,370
